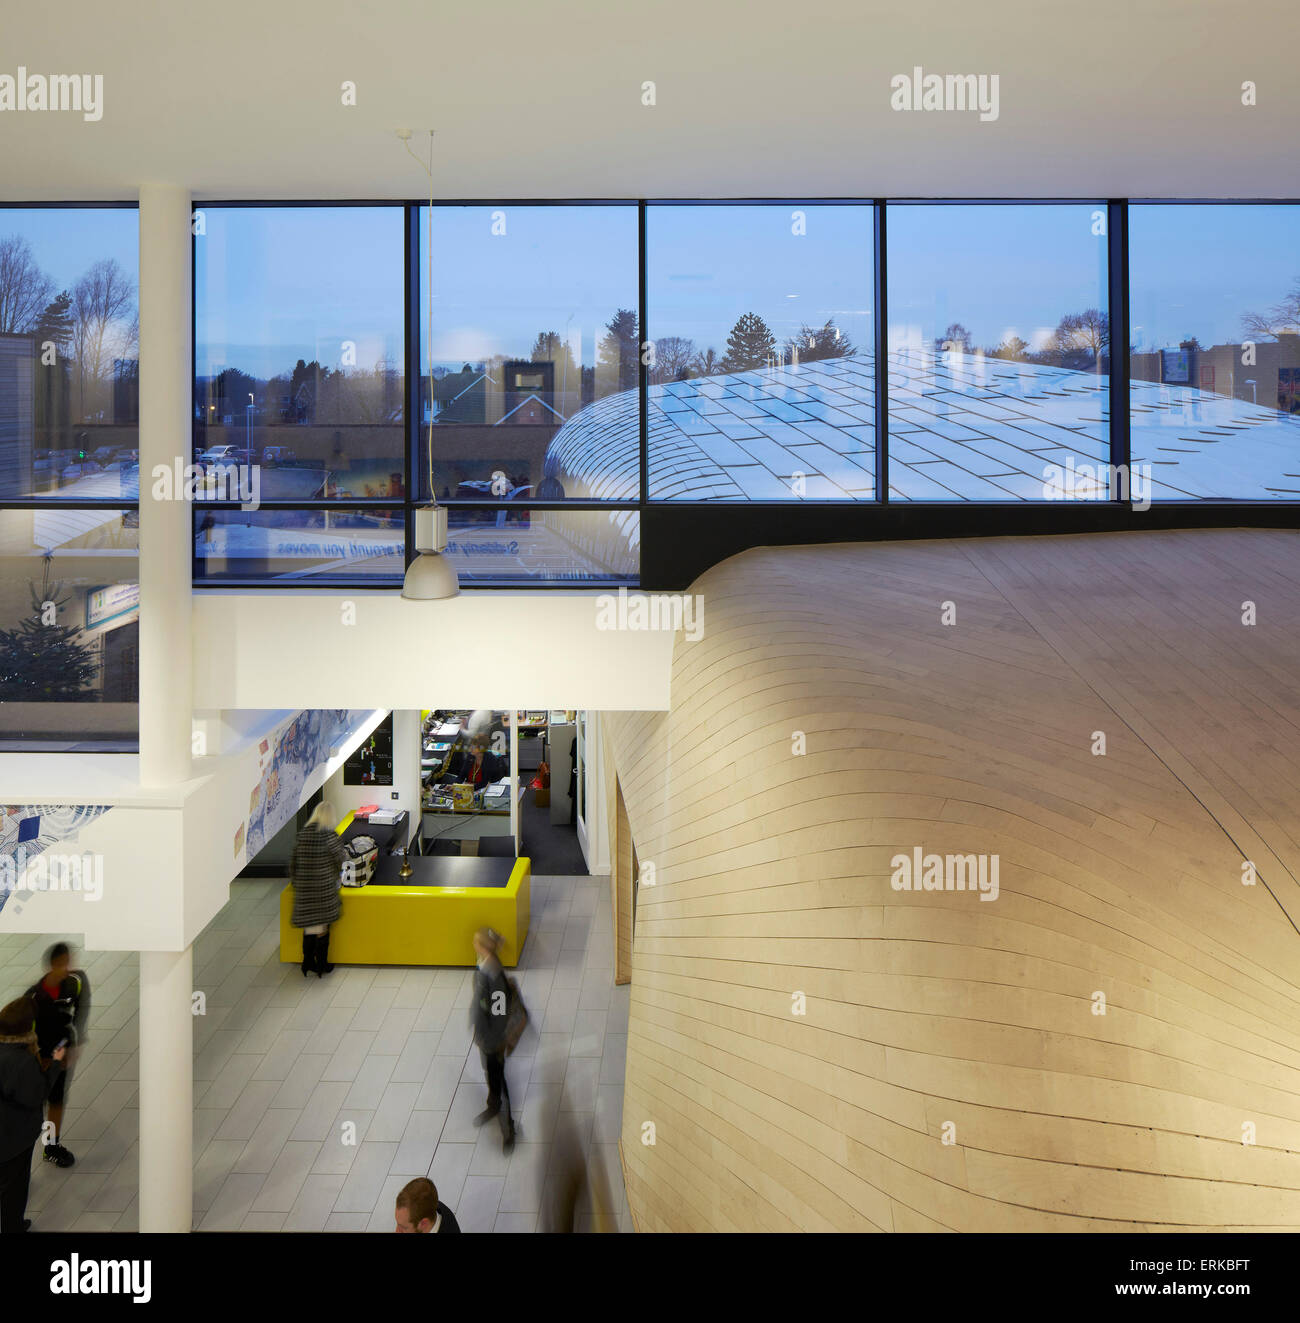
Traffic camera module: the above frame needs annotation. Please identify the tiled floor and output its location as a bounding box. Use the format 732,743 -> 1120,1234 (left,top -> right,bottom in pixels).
0,873 -> 632,1233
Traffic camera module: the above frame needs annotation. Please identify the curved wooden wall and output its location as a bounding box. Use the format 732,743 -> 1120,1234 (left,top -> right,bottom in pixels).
606,530 -> 1300,1232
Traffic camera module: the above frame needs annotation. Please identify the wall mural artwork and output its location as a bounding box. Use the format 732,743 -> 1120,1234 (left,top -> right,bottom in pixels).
243,709 -> 372,860
0,804 -> 111,917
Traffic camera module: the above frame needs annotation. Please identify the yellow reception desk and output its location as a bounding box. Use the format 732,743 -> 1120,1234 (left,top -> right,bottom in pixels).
279,854 -> 530,968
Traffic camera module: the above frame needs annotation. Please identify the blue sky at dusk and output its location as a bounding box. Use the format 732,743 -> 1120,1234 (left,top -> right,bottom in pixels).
2,204 -> 1295,378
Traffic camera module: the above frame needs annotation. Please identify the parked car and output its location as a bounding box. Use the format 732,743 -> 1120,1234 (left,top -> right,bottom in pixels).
261,445 -> 295,465
91,446 -> 119,465
197,444 -> 243,464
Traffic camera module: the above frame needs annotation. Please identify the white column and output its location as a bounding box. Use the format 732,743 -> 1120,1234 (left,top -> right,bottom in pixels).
138,183 -> 193,787
138,948 -> 194,1231
136,184 -> 195,1231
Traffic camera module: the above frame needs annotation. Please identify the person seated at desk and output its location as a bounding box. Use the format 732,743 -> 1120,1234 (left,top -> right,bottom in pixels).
445,736 -> 506,791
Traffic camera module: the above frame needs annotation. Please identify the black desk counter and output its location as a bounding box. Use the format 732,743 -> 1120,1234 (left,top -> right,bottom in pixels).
367,854 -> 513,889
341,811 -> 409,855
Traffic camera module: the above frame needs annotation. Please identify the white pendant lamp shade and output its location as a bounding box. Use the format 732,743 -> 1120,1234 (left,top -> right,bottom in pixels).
400,127 -> 460,602
402,504 -> 459,600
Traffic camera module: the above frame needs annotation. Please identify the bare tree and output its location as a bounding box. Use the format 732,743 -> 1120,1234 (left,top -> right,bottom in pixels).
72,259 -> 135,420
649,335 -> 697,383
1052,308 -> 1109,370
692,346 -> 722,377
1242,281 -> 1300,340
0,234 -> 55,334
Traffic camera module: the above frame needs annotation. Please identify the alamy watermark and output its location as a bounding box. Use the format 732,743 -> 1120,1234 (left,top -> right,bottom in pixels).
890,67 -> 999,122
1042,456 -> 1151,510
890,847 -> 1000,901
595,587 -> 704,642
0,67 -> 103,121
0,849 -> 103,902
151,459 -> 261,509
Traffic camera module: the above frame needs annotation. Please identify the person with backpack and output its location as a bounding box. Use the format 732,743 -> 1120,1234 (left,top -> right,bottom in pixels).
0,997 -> 66,1232
290,801 -> 346,977
24,942 -> 90,1169
470,928 -> 519,1153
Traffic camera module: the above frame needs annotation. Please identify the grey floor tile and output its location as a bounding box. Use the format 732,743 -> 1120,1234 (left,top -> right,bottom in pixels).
562,1056 -> 600,1112
193,1140 -> 251,1214
234,1107 -> 302,1174
321,1030 -> 375,1083
334,1141 -> 399,1213
368,1080 -> 420,1142
592,1084 -> 623,1144
390,1109 -> 447,1176
457,1174 -> 505,1233
284,1173 -> 346,1232
288,1080 -> 351,1142
428,1141 -> 475,1210
494,1211 -> 537,1232
251,1140 -> 322,1213
311,1109 -> 374,1173
324,1211 -> 371,1232
215,1080 -> 281,1142
240,1210 -> 288,1231
498,1141 -> 550,1214
570,1009 -> 607,1056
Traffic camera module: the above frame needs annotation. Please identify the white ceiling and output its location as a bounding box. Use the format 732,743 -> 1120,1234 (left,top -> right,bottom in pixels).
1,0 -> 1297,202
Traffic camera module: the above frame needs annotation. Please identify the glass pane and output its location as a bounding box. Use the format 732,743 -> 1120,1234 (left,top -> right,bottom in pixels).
646,204 -> 874,500
1129,204 -> 1300,499
0,507 -> 138,747
886,203 -> 1110,501
194,207 -> 405,501
445,508 -> 638,584
417,205 -> 638,501
193,507 -> 404,581
0,207 -> 139,501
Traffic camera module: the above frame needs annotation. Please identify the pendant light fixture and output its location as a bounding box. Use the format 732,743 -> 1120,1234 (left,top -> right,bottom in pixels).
398,128 -> 459,599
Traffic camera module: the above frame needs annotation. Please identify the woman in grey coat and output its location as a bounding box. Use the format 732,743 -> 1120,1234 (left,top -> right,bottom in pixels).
290,801 -> 345,977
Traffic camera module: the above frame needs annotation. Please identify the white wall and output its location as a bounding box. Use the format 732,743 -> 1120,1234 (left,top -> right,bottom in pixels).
321,710 -> 421,850
0,708 -> 385,951
191,593 -> 674,712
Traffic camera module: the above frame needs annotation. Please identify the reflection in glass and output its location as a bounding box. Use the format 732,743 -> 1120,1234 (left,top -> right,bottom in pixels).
645,204 -> 875,500
886,203 -> 1110,501
0,507 -> 138,747
418,205 -> 638,502
445,509 -> 638,583
0,208 -> 140,501
193,507 -> 405,581
194,207 -> 405,500
1129,204 -> 1300,499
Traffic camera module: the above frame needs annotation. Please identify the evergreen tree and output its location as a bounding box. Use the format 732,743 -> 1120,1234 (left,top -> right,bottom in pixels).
32,291 -> 73,435
0,578 -> 100,702
783,319 -> 854,365
597,309 -> 639,392
33,290 -> 74,354
722,312 -> 777,372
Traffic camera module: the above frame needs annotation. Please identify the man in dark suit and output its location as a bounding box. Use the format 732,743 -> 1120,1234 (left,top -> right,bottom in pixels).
395,1178 -> 461,1234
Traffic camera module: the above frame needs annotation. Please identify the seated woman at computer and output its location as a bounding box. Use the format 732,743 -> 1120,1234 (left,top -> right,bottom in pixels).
447,735 -> 506,789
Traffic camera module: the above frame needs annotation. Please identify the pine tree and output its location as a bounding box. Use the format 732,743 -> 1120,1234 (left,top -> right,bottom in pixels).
0,579 -> 100,702
783,319 -> 854,365
597,309 -> 639,392
32,291 -> 73,435
721,312 -> 777,372
33,290 -> 74,354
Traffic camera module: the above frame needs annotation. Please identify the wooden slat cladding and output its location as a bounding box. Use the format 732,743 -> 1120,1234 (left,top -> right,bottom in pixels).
606,530 -> 1300,1232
